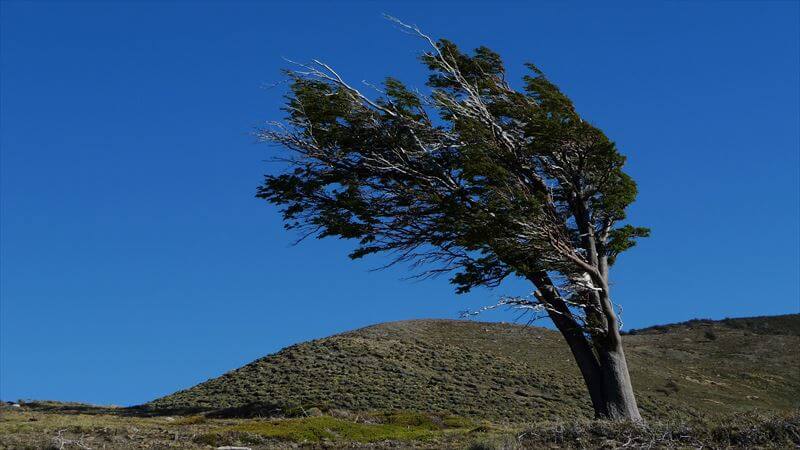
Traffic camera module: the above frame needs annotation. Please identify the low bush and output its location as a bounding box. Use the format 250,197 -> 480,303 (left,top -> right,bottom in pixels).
504,411 -> 800,449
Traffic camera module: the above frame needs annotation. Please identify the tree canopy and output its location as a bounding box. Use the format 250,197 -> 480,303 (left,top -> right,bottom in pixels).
258,27 -> 647,307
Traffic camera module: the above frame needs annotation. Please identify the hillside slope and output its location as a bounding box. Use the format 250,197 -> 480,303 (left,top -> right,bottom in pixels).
147,315 -> 800,422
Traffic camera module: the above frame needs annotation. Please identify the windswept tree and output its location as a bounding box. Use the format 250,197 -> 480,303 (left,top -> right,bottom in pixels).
257,19 -> 649,421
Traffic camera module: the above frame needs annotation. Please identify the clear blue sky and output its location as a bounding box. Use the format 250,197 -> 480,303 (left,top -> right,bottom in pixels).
1,1 -> 798,406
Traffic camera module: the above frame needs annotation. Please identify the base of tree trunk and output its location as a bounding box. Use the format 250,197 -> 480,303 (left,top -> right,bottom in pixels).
597,346 -> 642,421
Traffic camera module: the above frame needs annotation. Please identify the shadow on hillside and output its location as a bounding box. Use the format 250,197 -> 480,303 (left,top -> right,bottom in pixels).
9,400 -> 207,418
12,400 -> 290,419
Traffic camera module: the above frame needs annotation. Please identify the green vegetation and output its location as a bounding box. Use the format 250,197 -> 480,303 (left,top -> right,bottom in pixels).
475,411 -> 800,449
2,314 -> 798,448
625,314 -> 800,336
225,416 -> 436,443
208,410 -> 481,445
0,406 -> 490,449
1,405 -> 797,449
148,314 -> 800,421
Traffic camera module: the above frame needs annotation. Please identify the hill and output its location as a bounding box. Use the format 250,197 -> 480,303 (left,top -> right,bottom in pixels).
146,314 -> 800,422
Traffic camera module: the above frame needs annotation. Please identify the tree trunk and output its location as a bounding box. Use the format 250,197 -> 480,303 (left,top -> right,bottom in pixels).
526,272 -> 641,421
595,339 -> 641,421
555,322 -> 641,421
546,309 -> 608,418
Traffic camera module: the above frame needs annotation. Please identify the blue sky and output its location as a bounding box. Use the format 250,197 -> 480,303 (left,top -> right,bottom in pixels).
1,1 -> 798,406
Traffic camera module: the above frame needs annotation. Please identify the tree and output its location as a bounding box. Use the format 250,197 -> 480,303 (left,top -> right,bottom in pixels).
256,19 -> 649,421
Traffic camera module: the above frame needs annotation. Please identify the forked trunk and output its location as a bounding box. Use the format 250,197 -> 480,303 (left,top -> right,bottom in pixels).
530,273 -> 641,421
551,315 -> 641,421
546,309 -> 609,417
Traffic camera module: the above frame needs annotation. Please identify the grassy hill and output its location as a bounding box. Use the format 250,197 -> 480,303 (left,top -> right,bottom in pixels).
3,314 -> 798,449
147,314 -> 800,422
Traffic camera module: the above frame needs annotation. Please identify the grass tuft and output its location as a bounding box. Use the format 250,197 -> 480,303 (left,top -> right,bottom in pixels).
223,415 -> 437,443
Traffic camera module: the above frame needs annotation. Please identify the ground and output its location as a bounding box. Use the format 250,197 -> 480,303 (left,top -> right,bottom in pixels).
1,403 -> 797,449
2,315 -> 798,449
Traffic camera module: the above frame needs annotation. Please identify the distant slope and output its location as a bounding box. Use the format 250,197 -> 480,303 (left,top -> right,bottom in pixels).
147,315 -> 800,422
626,314 -> 800,336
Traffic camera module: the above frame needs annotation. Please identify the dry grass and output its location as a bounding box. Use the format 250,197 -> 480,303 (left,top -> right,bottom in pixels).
0,406 -> 490,449
3,314 -> 797,448
147,315 -> 800,422
2,406 -> 797,449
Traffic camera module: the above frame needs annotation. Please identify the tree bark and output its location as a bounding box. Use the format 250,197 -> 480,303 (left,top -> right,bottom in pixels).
595,335 -> 641,421
545,308 -> 608,418
528,273 -> 608,417
549,308 -> 641,421
526,272 -> 641,421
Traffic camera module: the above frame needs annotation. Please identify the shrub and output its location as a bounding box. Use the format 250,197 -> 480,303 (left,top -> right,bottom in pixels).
224,416 -> 436,443
508,411 -> 800,449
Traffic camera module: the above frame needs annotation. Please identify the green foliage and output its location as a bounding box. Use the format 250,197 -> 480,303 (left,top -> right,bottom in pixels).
522,63 -> 577,117
606,225 -> 651,265
257,37 -> 649,294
